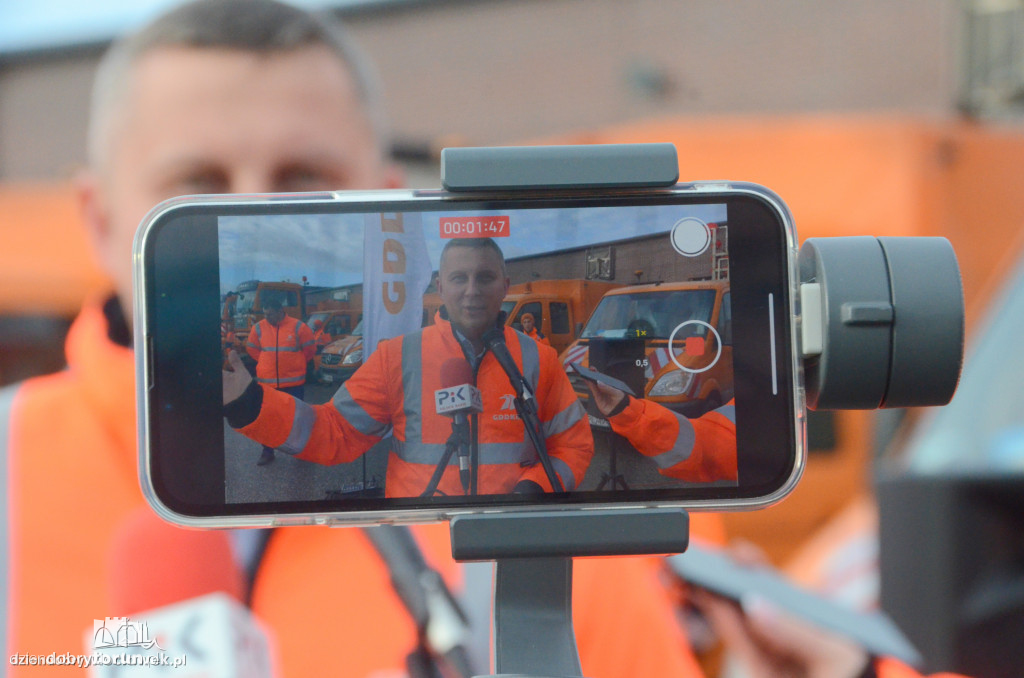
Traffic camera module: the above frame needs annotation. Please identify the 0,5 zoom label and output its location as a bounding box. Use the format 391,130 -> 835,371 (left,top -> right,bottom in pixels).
439,216 -> 510,238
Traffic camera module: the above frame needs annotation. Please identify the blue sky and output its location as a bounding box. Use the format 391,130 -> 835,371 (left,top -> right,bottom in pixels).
0,0 -> 397,55
218,202 -> 727,294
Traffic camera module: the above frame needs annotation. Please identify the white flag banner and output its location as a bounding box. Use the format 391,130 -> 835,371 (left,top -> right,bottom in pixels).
363,212 -> 433,357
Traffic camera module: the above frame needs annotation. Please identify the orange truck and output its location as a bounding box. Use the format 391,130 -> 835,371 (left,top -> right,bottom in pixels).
561,279 -> 732,418
501,279 -> 622,354
540,114 -> 1024,567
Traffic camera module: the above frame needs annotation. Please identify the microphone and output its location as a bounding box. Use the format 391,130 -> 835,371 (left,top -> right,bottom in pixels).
435,358 -> 482,492
481,327 -> 532,403
89,507 -> 275,677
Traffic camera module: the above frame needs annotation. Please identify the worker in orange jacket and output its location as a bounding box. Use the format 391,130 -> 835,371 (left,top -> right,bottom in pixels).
225,237 -> 593,496
3,3 -> 710,677
245,299 -> 315,465
310,317 -> 333,350
583,372 -> 737,483
519,312 -> 550,346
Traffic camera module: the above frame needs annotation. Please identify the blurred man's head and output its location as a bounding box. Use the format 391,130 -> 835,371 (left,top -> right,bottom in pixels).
437,238 -> 510,347
78,0 -> 400,318
520,313 -> 535,333
263,300 -> 285,327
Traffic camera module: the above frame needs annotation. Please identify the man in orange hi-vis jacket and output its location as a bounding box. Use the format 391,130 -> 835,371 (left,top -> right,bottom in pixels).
245,299 -> 315,465
519,312 -> 550,346
224,237 -> 593,497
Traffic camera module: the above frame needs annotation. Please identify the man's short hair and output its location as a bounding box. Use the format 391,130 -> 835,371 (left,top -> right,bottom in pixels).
88,0 -> 386,167
263,299 -> 283,312
439,238 -> 507,277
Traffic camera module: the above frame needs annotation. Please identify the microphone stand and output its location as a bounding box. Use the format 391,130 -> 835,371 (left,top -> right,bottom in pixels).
422,415 -> 473,497
509,375 -> 564,494
483,329 -> 565,493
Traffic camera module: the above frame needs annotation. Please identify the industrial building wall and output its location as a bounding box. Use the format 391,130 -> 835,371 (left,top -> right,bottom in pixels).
0,0 -> 959,183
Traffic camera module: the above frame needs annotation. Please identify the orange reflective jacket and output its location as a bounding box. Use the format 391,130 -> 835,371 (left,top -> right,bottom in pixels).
240,316 -> 593,497
875,657 -> 968,678
4,300 -> 707,678
524,326 -> 550,346
246,315 -> 315,388
608,397 -> 737,483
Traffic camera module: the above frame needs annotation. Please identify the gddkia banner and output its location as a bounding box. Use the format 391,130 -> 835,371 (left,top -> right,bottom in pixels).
363,212 -> 433,357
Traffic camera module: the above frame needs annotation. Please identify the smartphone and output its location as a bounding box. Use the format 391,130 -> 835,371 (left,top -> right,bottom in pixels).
135,183 -> 804,527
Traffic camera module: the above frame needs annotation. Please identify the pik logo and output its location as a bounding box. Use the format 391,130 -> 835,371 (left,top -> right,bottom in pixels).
92,617 -> 163,651
499,394 -> 516,411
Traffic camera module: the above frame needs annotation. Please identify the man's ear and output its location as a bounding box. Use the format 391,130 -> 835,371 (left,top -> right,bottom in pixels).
74,169 -> 114,270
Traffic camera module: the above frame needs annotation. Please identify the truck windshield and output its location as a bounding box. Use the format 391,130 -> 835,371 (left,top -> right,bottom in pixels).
235,292 -> 256,316
581,289 -> 716,340
500,301 -> 517,317
902,255 -> 1024,475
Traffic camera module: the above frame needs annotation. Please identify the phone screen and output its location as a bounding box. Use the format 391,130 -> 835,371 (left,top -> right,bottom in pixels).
140,189 -> 800,523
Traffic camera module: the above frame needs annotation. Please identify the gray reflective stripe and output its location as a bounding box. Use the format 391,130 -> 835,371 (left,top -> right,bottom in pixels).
518,332 -> 540,393
393,438 -> 535,465
253,345 -> 302,353
401,332 -> 424,444
715,404 -> 736,423
542,400 -> 585,438
331,385 -> 391,438
550,456 -> 577,491
0,383 -> 21,668
256,376 -> 304,384
648,412 -> 697,470
279,398 -> 317,455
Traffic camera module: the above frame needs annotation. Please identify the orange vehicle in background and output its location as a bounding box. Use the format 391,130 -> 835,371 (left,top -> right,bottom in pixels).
540,114 -> 1024,567
562,279 -> 731,418
501,279 -> 622,355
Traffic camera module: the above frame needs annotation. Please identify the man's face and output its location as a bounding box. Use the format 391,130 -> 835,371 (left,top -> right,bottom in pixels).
521,315 -> 534,333
79,45 -> 399,319
437,246 -> 510,341
266,307 -> 285,326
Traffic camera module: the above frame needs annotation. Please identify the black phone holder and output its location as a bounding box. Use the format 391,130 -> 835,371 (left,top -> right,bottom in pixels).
437,143 -> 965,677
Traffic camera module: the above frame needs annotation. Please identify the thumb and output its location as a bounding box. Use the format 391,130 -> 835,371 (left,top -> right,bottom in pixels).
226,348 -> 245,372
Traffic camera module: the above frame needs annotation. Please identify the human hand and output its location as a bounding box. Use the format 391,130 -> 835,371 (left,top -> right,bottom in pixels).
691,588 -> 869,678
223,350 -> 253,405
583,376 -> 625,417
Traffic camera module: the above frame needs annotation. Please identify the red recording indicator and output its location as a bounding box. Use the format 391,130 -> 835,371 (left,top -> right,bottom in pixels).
683,336 -> 706,356
439,216 -> 510,238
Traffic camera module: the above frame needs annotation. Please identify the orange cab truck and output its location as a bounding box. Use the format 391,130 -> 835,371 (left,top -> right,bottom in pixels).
501,279 -> 622,354
562,279 -> 732,419
540,114 -> 1024,567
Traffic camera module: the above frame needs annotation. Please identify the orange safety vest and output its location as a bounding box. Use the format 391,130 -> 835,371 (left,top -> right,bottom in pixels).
240,315 -> 593,497
608,397 -> 737,483
2,299 -> 712,678
246,315 -> 315,388
525,326 -> 550,346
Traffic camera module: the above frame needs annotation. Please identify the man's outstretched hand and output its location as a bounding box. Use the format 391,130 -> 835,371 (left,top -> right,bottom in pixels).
583,375 -> 626,416
223,350 -> 253,406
